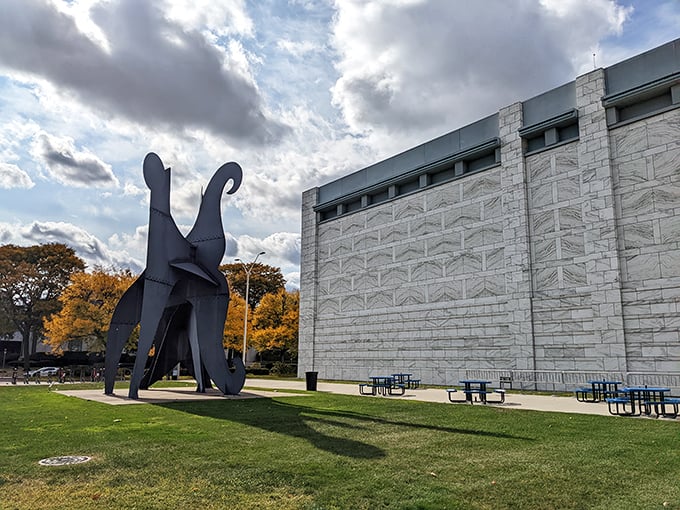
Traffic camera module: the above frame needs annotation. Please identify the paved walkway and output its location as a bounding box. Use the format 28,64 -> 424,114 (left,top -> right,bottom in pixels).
245,378 -> 615,417
58,386 -> 303,405
48,377 -> 678,420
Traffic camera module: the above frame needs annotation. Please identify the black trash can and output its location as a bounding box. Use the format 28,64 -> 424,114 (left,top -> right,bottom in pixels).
305,371 -> 318,391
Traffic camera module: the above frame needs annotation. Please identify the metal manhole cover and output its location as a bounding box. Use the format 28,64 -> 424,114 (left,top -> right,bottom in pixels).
39,455 -> 91,466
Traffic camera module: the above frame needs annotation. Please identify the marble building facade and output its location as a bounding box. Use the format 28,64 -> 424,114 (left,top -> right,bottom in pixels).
299,39 -> 680,390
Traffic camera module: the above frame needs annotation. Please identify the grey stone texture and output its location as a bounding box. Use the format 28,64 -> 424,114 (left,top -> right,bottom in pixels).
299,67 -> 680,388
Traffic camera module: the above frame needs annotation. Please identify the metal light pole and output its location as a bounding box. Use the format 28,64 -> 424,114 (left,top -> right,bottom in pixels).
235,251 -> 265,366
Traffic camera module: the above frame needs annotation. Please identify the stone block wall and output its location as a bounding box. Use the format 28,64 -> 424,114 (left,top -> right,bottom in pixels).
523,70 -> 629,375
526,143 -> 595,370
298,188 -> 319,374
299,66 -> 680,388
612,107 -> 680,373
303,165 -> 511,385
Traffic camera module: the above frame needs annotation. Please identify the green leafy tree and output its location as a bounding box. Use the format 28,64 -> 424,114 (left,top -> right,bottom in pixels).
219,262 -> 285,309
251,289 -> 299,360
0,243 -> 85,369
43,268 -> 138,354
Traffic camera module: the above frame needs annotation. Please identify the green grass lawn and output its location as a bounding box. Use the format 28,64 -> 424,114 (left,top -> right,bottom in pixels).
0,383 -> 678,510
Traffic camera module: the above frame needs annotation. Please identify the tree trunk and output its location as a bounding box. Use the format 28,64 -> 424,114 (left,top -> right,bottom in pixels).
21,328 -> 31,371
30,327 -> 39,354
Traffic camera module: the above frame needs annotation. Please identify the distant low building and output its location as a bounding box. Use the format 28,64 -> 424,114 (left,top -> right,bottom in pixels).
1,331 -> 52,353
299,38 -> 680,391
1,331 -> 98,367
0,332 -> 22,362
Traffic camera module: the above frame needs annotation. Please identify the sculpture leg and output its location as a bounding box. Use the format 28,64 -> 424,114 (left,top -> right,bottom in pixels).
190,295 -> 245,395
104,278 -> 144,395
128,280 -> 174,399
139,304 -> 190,389
187,307 -> 205,392
105,323 -> 138,395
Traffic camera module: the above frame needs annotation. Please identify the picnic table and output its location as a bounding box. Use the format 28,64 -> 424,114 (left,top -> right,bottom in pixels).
606,386 -> 679,418
391,373 -> 421,389
460,379 -> 491,403
575,380 -> 622,402
358,376 -> 405,396
446,379 -> 506,404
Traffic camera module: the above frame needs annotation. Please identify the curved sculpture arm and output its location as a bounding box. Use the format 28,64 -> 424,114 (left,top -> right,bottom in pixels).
187,162 -> 242,269
188,162 -> 242,240
214,161 -> 243,196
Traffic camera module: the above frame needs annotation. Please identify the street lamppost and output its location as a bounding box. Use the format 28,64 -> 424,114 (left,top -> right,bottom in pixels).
235,251 -> 265,366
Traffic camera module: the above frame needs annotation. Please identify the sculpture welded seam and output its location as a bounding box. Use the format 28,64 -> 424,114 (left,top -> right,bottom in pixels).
104,153 -> 245,399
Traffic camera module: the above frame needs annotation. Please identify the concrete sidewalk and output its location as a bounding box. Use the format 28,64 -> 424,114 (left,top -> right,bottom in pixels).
50,377 -> 677,420
244,378 -> 617,417
58,386 -> 303,405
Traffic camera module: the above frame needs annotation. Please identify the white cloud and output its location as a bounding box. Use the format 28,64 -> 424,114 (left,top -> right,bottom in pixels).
0,0 -> 674,287
0,163 -> 34,189
232,231 -> 300,266
162,0 -> 254,39
0,220 -> 142,271
330,0 -> 633,142
540,0 -> 630,29
277,39 -> 321,58
122,181 -> 146,197
284,271 -> 300,290
30,131 -> 119,188
108,224 -> 147,266
226,231 -> 301,289
227,105 -> 376,223
0,0 -> 288,145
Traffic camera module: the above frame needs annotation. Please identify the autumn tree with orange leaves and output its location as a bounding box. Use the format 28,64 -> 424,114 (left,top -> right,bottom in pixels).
43,268 -> 138,354
222,291 -> 250,352
251,289 -> 299,359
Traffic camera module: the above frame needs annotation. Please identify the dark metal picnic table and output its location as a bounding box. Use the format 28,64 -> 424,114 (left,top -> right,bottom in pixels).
369,376 -> 393,395
459,379 -> 492,403
575,380 -> 622,402
606,386 -> 677,417
358,376 -> 406,396
391,373 -> 411,384
590,380 -> 622,401
391,373 -> 421,389
588,379 -> 623,402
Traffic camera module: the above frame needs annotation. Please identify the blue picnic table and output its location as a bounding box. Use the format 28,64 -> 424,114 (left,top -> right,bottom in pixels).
575,380 -> 622,402
459,379 -> 492,403
391,373 -> 421,389
446,379 -> 506,404
359,376 -> 405,396
606,386 -> 678,417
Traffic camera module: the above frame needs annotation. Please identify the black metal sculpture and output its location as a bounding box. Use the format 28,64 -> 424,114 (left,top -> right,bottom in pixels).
104,153 -> 245,399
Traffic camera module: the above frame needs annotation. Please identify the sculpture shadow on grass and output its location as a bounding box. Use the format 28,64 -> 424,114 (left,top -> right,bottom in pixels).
158,398 -> 533,459
160,398 -> 385,459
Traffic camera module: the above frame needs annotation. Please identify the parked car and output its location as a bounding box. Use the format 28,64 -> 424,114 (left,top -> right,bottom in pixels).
28,367 -> 58,378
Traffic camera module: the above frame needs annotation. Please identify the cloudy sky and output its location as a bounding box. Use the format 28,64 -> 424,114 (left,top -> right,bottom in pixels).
0,0 -> 678,288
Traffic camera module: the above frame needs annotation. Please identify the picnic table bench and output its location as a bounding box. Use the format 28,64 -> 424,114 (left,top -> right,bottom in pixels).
359,376 -> 405,396
499,375 -> 513,389
391,373 -> 421,389
446,387 -> 506,404
575,380 -> 622,403
604,386 -> 678,418
642,396 -> 680,418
